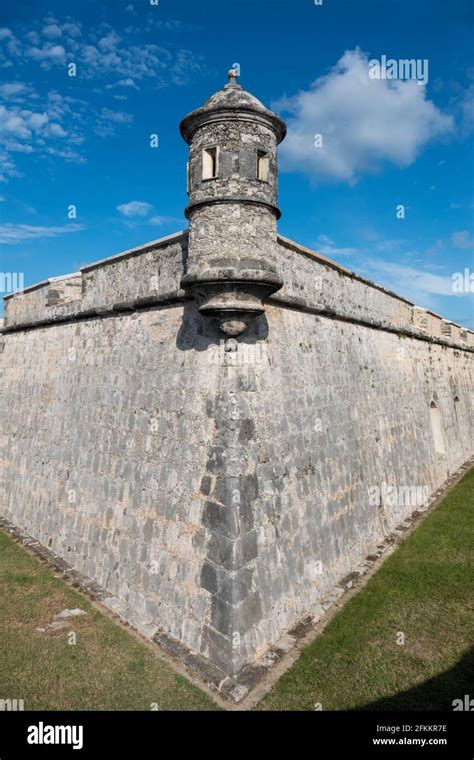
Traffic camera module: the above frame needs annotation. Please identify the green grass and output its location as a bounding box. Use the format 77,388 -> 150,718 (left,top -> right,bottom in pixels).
259,467 -> 474,711
0,531 -> 218,711
1,467 -> 472,712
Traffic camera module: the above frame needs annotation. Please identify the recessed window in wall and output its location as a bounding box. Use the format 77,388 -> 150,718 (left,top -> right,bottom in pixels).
430,400 -> 445,456
454,395 -> 460,426
202,147 -> 218,180
256,150 -> 269,182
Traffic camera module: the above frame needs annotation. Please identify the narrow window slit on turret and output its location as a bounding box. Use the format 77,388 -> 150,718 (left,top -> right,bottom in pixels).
202,147 -> 218,179
256,150 -> 269,181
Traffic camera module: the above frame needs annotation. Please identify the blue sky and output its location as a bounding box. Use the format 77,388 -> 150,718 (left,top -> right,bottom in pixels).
1,0 -> 473,325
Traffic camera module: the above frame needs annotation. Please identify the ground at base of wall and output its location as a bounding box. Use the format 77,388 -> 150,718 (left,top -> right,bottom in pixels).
257,465 -> 474,711
0,461 -> 472,711
0,529 -> 219,711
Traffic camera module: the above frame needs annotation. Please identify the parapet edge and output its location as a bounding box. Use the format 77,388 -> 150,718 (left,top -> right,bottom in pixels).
276,235 -> 474,351
2,231 -> 188,331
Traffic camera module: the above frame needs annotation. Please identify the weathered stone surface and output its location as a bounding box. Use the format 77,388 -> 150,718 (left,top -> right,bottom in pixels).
0,72 -> 473,682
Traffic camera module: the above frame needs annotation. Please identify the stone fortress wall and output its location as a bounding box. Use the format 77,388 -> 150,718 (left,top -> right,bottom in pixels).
1,70 -> 473,679
0,230 -> 472,675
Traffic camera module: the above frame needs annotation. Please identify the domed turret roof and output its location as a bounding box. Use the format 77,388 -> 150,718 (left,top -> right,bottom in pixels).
180,69 -> 286,144
202,74 -> 268,112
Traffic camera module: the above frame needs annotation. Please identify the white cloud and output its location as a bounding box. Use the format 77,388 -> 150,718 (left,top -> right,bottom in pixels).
117,201 -> 153,218
0,82 -> 29,99
0,108 -> 31,140
27,43 -> 66,66
314,234 -> 358,257
0,103 -> 67,144
46,146 -> 85,162
0,90 -> 89,177
48,122 -> 67,137
426,239 -> 444,256
375,239 -> 408,252
0,223 -> 84,244
116,203 -> 179,227
276,49 -> 454,184
94,107 -> 133,137
317,242 -> 358,257
0,81 -> 134,178
25,31 -> 40,45
0,150 -> 19,182
149,215 -> 179,226
317,233 -> 334,245
98,32 -> 120,52
460,82 -> 474,135
451,230 -> 474,249
100,108 -> 133,124
61,22 -> 81,38
42,24 -> 62,39
360,258 -> 459,310
108,78 -> 139,90
0,29 -> 22,67
309,234 -> 468,311
1,15 -> 204,90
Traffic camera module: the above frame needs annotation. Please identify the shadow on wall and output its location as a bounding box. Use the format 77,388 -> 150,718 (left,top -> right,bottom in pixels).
357,647 -> 474,711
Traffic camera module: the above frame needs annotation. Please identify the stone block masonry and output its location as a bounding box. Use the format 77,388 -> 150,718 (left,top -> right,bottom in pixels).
1,70 -> 473,680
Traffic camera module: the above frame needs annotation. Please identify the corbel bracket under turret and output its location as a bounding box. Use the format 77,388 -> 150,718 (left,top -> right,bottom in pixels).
181,258 -> 282,337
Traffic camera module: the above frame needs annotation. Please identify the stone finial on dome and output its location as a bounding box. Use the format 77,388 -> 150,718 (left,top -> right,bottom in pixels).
227,68 -> 239,86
